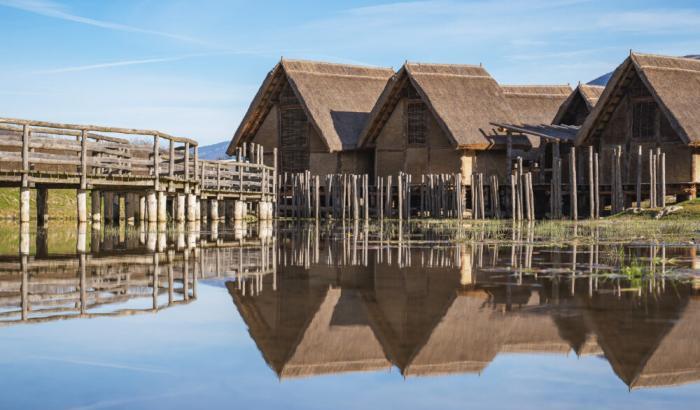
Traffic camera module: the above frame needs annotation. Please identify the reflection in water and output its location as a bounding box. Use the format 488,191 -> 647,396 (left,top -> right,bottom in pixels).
0,221 -> 275,326
2,220 -> 700,393
228,222 -> 700,390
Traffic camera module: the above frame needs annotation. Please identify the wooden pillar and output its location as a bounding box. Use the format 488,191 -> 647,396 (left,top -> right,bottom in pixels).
594,152 -> 600,219
187,194 -> 197,222
147,191 -> 158,223
570,147 -> 577,220
19,187 -> 30,223
139,195 -> 146,222
176,194 -> 186,222
636,145 -> 642,209
77,189 -> 87,223
661,152 -> 666,208
157,191 -> 167,222
588,146 -> 595,219
209,198 -> 219,221
91,190 -> 101,223
36,187 -> 49,227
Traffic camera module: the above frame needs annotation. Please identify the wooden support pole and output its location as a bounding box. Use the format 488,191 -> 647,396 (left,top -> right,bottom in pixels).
19,187 -> 30,223
21,125 -> 30,188
76,189 -> 87,224
660,152 -> 666,208
363,174 -> 369,224
158,191 -> 167,223
594,152 -> 600,219
588,146 -> 595,218
36,187 -> 49,227
478,173 -> 485,220
315,175 -> 320,221
649,149 -> 656,208
510,173 -> 516,220
570,147 -> 577,220
636,145 -> 642,209
92,190 -> 101,223
398,173 -> 403,222
209,198 -> 219,221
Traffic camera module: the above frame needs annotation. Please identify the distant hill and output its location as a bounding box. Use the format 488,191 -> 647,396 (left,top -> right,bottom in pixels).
587,54 -> 700,86
198,140 -> 232,160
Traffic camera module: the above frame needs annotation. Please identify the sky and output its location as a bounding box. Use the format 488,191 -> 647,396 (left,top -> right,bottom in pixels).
0,0 -> 699,145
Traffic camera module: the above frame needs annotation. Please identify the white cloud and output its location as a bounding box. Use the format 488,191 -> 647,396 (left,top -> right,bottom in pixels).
32,52 -> 238,74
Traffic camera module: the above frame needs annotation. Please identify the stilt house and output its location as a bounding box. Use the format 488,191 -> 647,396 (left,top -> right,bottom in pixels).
227,59 -> 394,175
357,63 -> 526,183
575,52 -> 700,200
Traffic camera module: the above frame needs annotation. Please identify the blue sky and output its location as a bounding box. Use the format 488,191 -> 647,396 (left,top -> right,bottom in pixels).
1,0 -> 699,145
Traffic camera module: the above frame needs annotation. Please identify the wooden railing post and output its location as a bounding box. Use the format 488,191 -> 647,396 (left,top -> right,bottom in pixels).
80,130 -> 88,190
184,142 -> 190,184
169,138 -> 175,180
217,163 -> 221,192
21,125 -> 29,187
153,134 -> 160,191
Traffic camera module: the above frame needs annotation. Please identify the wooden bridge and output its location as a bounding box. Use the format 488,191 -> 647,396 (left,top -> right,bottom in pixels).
0,117 -> 276,224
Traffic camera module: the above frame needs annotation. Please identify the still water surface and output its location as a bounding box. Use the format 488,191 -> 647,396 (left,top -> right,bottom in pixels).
1,221 -> 699,409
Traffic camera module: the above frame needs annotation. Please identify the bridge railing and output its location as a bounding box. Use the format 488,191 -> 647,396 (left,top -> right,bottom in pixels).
0,117 -> 199,189
199,147 -> 276,198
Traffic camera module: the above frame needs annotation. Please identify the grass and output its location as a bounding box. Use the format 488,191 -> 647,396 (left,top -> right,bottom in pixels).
0,187 -> 88,220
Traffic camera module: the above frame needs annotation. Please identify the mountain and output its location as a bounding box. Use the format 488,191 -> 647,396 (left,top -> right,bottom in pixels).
198,140 -> 232,160
587,54 -> 700,86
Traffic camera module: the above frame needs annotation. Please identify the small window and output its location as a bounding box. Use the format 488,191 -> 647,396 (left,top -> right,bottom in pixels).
406,102 -> 426,145
632,101 -> 656,140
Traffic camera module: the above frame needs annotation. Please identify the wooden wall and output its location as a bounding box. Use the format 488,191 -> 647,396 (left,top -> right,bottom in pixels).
592,72 -> 693,185
373,96 -> 461,179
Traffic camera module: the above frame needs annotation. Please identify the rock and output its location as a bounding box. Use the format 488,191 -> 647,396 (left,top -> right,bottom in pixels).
655,205 -> 683,219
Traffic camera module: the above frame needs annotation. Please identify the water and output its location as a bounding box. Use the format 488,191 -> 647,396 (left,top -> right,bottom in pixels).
1,220 -> 699,409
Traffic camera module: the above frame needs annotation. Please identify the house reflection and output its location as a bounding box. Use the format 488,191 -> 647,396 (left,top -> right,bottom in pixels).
229,241 -> 700,389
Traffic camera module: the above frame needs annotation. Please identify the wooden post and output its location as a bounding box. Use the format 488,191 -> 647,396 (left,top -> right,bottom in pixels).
315,175 -> 320,221
478,173 -> 485,221
147,191 -> 157,223
153,135 -> 160,191
364,174 -> 369,223
510,173 -> 516,220
649,149 -> 656,208
570,147 -> 577,220
660,152 -> 666,208
398,173 -> 403,222
588,146 -> 595,218
594,152 -> 600,219
636,145 -> 642,209
92,190 -> 102,223
36,187 -> 49,227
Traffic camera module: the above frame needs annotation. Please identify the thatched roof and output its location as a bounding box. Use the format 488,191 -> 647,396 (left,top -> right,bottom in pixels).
228,278 -> 390,379
227,59 -> 394,154
501,85 -> 572,125
278,288 -> 391,378
629,298 -> 700,389
358,63 -> 521,150
552,84 -> 604,125
576,52 -> 700,146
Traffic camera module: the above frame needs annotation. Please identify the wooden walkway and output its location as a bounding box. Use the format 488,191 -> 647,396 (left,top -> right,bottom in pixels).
0,117 -> 276,224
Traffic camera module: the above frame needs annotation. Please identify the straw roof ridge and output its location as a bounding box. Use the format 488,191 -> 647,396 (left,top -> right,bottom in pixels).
501,84 -> 572,97
501,84 -> 572,127
575,52 -> 700,146
359,62 -> 519,149
228,59 -> 394,154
